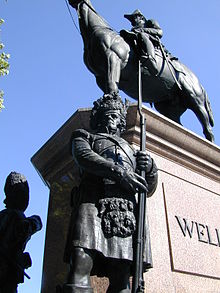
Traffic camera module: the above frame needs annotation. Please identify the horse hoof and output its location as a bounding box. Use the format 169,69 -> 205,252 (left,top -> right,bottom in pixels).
205,132 -> 215,143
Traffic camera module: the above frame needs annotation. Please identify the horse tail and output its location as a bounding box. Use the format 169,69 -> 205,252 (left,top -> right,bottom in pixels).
202,85 -> 214,127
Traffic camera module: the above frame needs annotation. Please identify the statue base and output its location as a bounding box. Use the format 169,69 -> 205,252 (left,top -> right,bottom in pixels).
31,104 -> 220,293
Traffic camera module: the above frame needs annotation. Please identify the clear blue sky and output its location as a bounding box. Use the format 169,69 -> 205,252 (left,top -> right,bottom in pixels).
0,0 -> 219,292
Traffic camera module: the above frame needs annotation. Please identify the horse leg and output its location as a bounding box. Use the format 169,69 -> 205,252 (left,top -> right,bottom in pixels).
105,50 -> 121,95
95,52 -> 120,95
189,95 -> 214,142
154,98 -> 186,125
177,72 -> 214,142
96,76 -> 106,93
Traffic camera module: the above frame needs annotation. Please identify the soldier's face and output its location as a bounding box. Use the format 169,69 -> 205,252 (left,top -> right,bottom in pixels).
102,110 -> 121,134
133,15 -> 145,27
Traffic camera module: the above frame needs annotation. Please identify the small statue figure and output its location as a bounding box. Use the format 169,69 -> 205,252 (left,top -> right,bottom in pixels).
63,94 -> 158,293
0,172 -> 42,293
120,9 -> 176,75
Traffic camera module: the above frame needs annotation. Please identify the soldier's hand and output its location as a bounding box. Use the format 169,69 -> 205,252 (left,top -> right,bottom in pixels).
133,28 -> 144,33
135,151 -> 153,173
120,170 -> 147,194
120,30 -> 136,41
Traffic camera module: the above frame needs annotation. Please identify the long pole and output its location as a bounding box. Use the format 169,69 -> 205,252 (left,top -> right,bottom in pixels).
132,60 -> 147,293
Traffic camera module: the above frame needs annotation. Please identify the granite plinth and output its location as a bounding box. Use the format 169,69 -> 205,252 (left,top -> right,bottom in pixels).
31,104 -> 220,293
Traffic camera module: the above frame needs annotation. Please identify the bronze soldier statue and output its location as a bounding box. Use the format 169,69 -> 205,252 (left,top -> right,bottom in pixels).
62,94 -> 158,293
0,172 -> 42,293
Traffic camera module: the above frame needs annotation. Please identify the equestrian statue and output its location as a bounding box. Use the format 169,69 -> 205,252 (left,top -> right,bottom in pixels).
68,0 -> 214,142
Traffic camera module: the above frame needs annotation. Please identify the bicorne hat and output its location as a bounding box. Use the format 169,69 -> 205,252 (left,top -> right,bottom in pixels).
124,9 -> 146,23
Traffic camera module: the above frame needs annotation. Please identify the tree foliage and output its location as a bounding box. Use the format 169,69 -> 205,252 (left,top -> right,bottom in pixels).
0,19 -> 10,111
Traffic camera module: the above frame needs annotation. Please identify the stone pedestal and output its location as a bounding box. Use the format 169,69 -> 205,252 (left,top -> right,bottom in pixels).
31,104 -> 220,293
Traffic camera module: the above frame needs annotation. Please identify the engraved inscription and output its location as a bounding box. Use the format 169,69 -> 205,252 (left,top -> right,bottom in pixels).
175,215 -> 220,247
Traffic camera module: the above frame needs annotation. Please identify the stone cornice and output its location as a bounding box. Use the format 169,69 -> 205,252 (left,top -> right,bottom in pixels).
31,104 -> 220,186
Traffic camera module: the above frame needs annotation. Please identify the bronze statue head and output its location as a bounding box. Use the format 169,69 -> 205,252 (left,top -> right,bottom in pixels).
124,9 -> 146,27
4,171 -> 29,211
90,94 -> 129,134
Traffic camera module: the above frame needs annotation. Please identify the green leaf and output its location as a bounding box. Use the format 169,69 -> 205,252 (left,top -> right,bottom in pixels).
0,18 -> 9,112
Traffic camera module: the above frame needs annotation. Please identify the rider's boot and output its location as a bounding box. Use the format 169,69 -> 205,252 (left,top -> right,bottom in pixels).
140,54 -> 158,76
62,284 -> 94,293
137,32 -> 159,75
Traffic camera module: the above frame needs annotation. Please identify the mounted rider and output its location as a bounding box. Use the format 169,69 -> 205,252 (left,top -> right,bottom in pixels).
120,9 -> 177,76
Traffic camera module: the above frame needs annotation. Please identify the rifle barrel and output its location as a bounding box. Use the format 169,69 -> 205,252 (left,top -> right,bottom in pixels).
132,60 -> 147,293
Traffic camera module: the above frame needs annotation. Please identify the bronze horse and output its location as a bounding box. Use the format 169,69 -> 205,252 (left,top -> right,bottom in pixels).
69,0 -> 214,142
